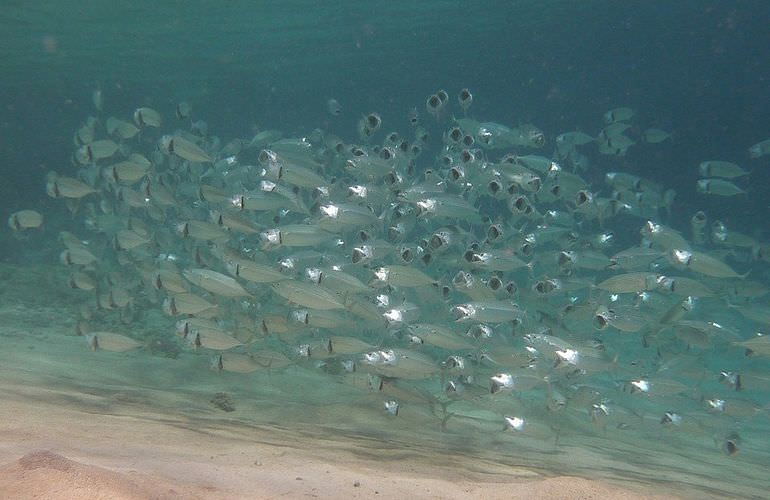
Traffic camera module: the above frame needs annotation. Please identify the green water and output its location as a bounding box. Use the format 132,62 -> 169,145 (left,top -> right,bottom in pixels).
2,2 -> 770,498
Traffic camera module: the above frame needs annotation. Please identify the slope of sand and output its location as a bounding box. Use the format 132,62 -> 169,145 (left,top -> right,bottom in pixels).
0,449 -> 656,500
0,386 -> 665,500
0,268 -> 765,499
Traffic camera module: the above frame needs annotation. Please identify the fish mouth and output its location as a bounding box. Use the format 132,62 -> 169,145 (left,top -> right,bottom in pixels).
594,314 -> 609,330
452,305 -> 473,321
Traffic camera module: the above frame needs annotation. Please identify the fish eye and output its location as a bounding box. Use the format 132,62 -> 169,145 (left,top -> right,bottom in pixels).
366,113 -> 381,130
449,127 -> 463,142
380,147 -> 393,160
421,253 -> 432,266
258,149 -> 274,164
594,314 -> 608,329
437,89 -> 449,103
385,171 -> 400,185
450,167 -> 464,181
462,134 -> 474,147
488,277 -> 502,290
427,94 -> 441,110
460,150 -> 474,163
429,234 -> 445,249
441,155 -> 453,167
488,180 -> 502,195
558,251 -> 574,266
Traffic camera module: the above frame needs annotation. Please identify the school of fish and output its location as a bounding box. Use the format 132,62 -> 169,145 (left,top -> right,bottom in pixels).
12,88 -> 770,458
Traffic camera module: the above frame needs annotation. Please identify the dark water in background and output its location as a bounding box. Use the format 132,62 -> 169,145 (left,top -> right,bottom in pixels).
2,0 -> 770,260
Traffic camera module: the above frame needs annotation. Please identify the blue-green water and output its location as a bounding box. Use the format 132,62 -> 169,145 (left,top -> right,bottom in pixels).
1,2 -> 770,498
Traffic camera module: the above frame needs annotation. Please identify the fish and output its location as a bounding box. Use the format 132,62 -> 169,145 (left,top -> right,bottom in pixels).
369,265 -> 436,288
114,229 -> 150,251
210,211 -> 261,234
260,224 -> 333,249
698,161 -> 749,179
327,98 -> 342,116
183,268 -> 251,297
8,210 -> 43,231
68,271 -> 97,291
176,220 -> 230,241
452,301 -> 523,323
668,249 -> 746,278
75,139 -> 120,165
153,269 -> 189,294
305,267 -> 370,294
597,272 -> 659,293
407,323 -> 475,350
87,332 -> 142,352
748,138 -> 770,158
361,348 -> 438,380
734,335 -> 770,357
162,293 -> 217,316
92,87 -> 103,112
696,178 -> 746,196
655,275 -> 715,297
60,245 -> 98,266
210,353 -> 263,373
188,327 -> 243,350
226,259 -> 287,284
271,280 -> 344,310
457,88 -> 473,113
106,117 -> 140,139
103,160 -> 149,184
134,107 -> 162,127
160,135 -> 212,163
46,175 -> 97,199
594,305 -> 646,332
642,128 -> 671,143
326,335 -> 376,355
603,107 -> 635,123
259,149 -> 327,188
176,101 -> 192,120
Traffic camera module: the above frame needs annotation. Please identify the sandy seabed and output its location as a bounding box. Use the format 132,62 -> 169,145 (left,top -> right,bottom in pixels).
0,374 -> 663,500
0,267 -> 763,499
0,330 -> 661,499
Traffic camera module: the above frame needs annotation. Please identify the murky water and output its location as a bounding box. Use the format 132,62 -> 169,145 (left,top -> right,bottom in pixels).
2,2 -> 770,499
